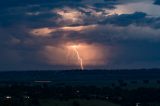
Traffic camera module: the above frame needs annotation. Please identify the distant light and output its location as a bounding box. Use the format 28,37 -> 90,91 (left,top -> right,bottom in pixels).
6,96 -> 12,99
24,96 -> 30,99
105,96 -> 109,100
76,90 -> 80,93
136,102 -> 141,106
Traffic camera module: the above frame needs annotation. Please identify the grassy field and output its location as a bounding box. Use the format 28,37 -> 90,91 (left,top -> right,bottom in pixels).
40,99 -> 120,106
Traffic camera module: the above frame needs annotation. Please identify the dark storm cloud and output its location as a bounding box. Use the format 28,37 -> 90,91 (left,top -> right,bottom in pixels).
154,0 -> 160,5
99,12 -> 160,29
0,26 -> 42,70
0,0 -> 82,9
109,40 -> 160,69
100,12 -> 147,26
0,0 -> 83,27
1,0 -> 160,70
94,0 -> 120,9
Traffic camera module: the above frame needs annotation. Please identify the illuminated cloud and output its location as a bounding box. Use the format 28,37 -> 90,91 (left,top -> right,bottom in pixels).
31,28 -> 55,37
53,7 -> 85,25
105,7 -> 129,16
53,6 -> 110,26
29,23 -> 160,70
109,0 -> 160,17
79,6 -> 105,17
30,25 -> 97,37
59,25 -> 97,32
39,43 -> 111,69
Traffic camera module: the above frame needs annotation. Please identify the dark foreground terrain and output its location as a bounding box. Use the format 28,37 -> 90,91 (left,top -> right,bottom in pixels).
1,84 -> 160,106
0,69 -> 160,106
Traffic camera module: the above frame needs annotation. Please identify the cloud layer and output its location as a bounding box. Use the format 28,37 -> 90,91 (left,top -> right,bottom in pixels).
1,0 -> 160,70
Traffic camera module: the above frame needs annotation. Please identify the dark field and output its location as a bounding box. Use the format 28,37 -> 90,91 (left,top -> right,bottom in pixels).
1,69 -> 160,106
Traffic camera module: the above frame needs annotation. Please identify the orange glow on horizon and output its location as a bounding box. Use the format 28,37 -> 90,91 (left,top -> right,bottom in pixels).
40,43 -> 110,69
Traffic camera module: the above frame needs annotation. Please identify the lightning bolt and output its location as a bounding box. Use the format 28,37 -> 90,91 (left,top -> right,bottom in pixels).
72,46 -> 84,70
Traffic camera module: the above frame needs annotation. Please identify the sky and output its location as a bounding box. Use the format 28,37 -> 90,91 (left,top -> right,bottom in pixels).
1,0 -> 160,70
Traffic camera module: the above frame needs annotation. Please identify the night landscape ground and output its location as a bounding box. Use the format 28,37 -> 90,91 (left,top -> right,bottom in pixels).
0,69 -> 160,106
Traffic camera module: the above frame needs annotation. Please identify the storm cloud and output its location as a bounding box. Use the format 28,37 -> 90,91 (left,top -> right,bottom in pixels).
1,0 -> 160,70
